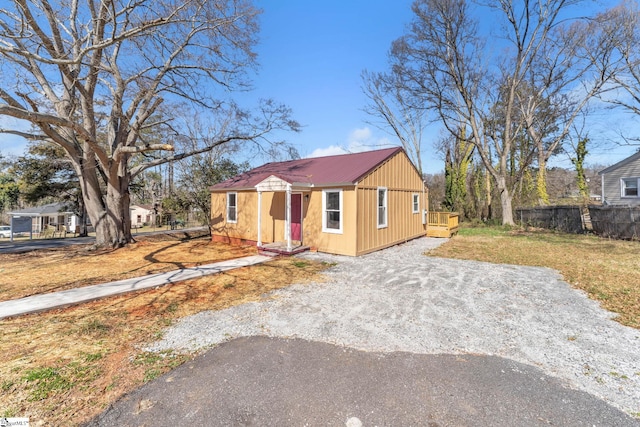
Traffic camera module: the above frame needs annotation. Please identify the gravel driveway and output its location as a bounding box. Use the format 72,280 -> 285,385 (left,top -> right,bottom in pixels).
148,237 -> 640,416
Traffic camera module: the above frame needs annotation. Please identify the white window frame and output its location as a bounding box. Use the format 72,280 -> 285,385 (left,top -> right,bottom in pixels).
412,193 -> 420,214
377,187 -> 388,229
226,192 -> 238,223
322,189 -> 343,234
621,177 -> 640,198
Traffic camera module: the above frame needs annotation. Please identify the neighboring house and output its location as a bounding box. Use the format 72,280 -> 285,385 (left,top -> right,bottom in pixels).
7,202 -> 79,233
210,147 -> 429,256
599,150 -> 640,206
130,204 -> 154,228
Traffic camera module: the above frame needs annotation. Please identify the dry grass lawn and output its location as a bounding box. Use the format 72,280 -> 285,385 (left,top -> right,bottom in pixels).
429,226 -> 640,329
0,232 -> 329,426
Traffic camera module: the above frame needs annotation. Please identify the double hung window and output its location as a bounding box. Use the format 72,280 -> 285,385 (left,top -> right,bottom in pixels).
227,192 -> 237,223
377,187 -> 388,228
622,178 -> 639,198
322,189 -> 343,233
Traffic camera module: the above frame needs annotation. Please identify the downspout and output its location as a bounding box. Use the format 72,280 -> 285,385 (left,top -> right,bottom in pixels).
286,184 -> 292,251
257,190 -> 262,247
423,177 -> 428,230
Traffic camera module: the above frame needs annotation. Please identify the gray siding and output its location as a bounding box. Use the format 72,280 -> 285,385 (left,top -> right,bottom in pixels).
602,158 -> 640,206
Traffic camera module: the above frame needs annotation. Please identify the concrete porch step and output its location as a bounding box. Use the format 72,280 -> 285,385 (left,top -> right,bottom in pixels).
258,250 -> 280,257
258,242 -> 310,256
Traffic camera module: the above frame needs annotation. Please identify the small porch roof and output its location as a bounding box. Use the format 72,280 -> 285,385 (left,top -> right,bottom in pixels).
254,175 -> 313,192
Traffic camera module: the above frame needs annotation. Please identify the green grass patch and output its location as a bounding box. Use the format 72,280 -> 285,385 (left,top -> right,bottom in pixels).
165,301 -> 179,313
83,352 -> 104,363
23,367 -> 73,401
458,224 -> 513,237
1,379 -> 15,391
19,354 -> 106,402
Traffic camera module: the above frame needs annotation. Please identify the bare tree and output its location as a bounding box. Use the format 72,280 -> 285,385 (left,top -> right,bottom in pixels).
362,70 -> 428,174
0,0 -> 299,247
596,1 -> 640,143
388,0 -> 614,224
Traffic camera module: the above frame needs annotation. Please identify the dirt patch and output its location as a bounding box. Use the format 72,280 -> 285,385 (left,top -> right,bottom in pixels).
0,234 -> 328,426
0,232 -> 255,300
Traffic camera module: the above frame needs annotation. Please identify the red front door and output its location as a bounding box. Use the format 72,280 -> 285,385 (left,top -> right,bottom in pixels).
291,194 -> 302,241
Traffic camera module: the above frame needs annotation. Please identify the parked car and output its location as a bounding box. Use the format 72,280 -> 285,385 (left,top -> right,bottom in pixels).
0,226 -> 11,238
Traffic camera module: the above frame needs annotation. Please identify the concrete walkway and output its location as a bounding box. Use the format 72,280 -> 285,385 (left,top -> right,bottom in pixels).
0,255 -> 271,319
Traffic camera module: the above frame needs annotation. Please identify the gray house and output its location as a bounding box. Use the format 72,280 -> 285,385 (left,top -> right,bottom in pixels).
599,150 -> 640,206
7,202 -> 79,234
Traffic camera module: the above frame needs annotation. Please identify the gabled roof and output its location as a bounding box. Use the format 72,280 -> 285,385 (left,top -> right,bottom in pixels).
130,204 -> 153,211
8,202 -> 74,216
210,147 -> 405,191
599,150 -> 640,175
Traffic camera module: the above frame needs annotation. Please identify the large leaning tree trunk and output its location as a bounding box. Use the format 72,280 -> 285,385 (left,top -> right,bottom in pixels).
0,0 -> 298,247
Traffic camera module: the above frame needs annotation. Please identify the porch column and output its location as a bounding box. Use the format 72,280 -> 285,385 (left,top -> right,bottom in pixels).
286,184 -> 292,251
257,190 -> 263,247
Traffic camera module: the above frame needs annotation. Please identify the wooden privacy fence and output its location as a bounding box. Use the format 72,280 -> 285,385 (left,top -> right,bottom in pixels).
516,205 -> 640,240
515,206 -> 586,234
589,206 -> 640,240
427,212 -> 460,238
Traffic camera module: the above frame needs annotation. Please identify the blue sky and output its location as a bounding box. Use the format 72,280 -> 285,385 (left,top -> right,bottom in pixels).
242,0 -> 640,173
243,0 -> 419,162
2,0 -> 639,173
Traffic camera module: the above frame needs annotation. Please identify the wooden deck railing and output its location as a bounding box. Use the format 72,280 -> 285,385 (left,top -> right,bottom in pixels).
427,212 -> 460,238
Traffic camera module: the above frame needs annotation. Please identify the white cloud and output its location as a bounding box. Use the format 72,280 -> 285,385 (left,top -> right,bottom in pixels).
307,127 -> 398,159
308,145 -> 348,158
348,127 -> 372,143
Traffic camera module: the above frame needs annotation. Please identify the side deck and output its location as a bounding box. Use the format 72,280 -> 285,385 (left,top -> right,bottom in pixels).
427,212 -> 460,238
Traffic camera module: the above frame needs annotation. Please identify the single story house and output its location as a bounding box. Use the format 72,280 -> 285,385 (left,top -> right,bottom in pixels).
130,204 -> 154,228
599,150 -> 640,206
7,202 -> 79,234
210,147 -> 428,256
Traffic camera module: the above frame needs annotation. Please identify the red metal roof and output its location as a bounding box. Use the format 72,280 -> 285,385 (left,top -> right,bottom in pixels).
210,147 -> 404,190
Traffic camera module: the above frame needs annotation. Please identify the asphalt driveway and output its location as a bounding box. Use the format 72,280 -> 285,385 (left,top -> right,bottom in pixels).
87,237 -> 640,426
87,336 -> 637,426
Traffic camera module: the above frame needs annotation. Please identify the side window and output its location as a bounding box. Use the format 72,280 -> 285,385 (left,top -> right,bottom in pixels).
412,194 -> 420,213
621,178 -> 639,197
322,189 -> 342,233
377,187 -> 388,228
227,192 -> 237,223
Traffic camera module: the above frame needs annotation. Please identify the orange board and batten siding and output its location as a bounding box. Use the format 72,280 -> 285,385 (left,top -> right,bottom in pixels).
211,191 -> 286,245
355,150 -> 428,255
306,188 -> 359,256
210,148 -> 428,256
211,187 -> 360,256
